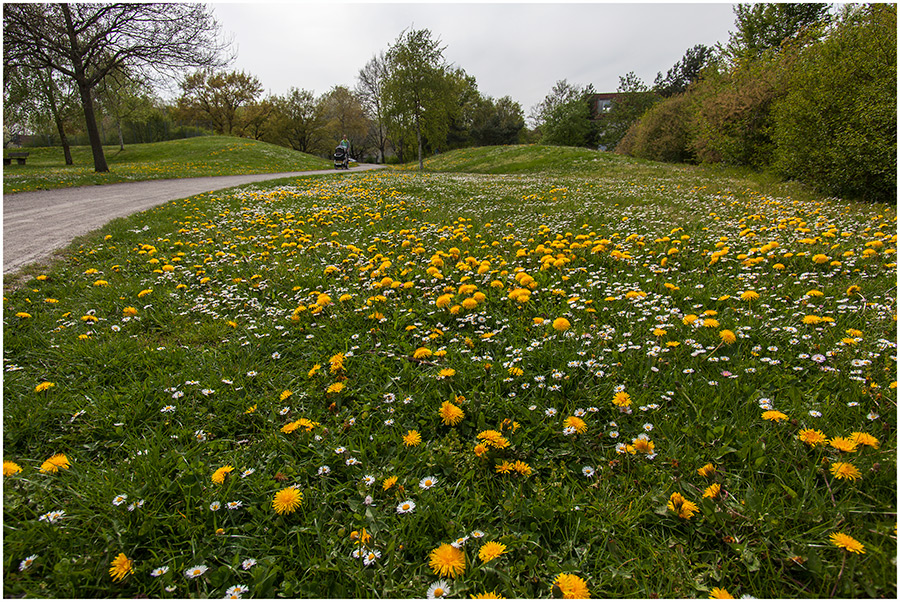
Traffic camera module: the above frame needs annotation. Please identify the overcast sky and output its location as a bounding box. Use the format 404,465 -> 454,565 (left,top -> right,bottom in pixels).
209,1 -> 738,115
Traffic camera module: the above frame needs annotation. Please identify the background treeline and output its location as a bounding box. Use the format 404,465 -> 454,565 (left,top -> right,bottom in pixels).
4,3 -> 894,202
613,3 -> 895,204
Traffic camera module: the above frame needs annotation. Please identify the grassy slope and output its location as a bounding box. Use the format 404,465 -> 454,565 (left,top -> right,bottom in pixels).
404,144 -> 828,204
3,136 -> 332,194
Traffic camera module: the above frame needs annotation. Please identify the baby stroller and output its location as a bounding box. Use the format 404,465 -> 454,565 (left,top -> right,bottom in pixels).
333,146 -> 350,169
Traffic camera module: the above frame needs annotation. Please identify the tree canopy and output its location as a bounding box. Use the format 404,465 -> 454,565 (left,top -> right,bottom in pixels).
3,2 -> 229,171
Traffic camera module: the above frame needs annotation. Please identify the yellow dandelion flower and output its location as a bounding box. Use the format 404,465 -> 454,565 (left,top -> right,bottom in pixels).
435,294 -> 453,308
40,453 -> 70,473
850,432 -> 879,449
553,573 -> 590,599
697,463 -> 716,478
702,318 -> 720,328
511,460 -> 533,476
829,532 -> 865,554
552,317 -> 571,331
439,400 -> 465,426
326,382 -> 345,394
612,391 -> 631,408
477,541 -> 507,563
668,492 -> 699,519
109,553 -> 133,582
473,443 -> 489,457
308,363 -> 321,378
34,381 -> 56,393
830,462 -> 861,481
495,461 -> 513,474
709,587 -> 734,598
211,465 -> 234,484
280,390 -> 292,401
829,437 -> 858,453
703,483 -> 721,499
632,437 -> 655,455
403,430 -> 422,447
470,591 -> 505,599
137,289 -> 152,298
438,368 -> 456,378
382,475 -> 398,490
564,416 -> 587,434
4,461 -> 23,477
798,429 -> 827,447
429,543 -> 466,578
272,486 -> 303,515
719,329 -> 737,344
122,306 -> 138,317
740,291 -> 759,302
508,366 -> 524,376
477,430 -> 510,449
682,314 -> 699,325
762,410 -> 788,422
802,315 -> 823,325
414,347 -> 433,359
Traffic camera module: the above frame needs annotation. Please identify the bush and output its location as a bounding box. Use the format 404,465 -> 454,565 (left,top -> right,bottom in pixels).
771,4 -> 897,204
688,57 -> 790,168
625,93 -> 695,163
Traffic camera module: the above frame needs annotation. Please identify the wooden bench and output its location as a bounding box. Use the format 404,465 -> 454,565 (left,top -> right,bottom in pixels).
4,151 -> 29,165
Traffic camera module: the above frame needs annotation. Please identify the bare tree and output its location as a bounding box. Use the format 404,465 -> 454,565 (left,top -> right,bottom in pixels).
355,52 -> 389,163
3,3 -> 231,172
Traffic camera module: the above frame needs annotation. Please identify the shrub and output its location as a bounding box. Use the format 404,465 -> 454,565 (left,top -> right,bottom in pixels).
771,4 -> 897,204
625,93 -> 695,164
688,57 -> 791,168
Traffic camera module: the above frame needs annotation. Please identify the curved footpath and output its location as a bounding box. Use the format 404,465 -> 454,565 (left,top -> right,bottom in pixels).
3,163 -> 386,275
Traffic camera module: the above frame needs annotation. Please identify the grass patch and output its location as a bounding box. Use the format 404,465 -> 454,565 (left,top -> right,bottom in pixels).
3,152 -> 896,598
3,136 -> 331,194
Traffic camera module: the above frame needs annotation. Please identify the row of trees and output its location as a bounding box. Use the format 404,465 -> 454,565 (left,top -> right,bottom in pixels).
528,3 -> 895,204
4,8 -> 526,169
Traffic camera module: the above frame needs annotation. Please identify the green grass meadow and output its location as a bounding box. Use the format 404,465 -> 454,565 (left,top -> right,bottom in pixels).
3,145 -> 897,598
3,136 -> 331,194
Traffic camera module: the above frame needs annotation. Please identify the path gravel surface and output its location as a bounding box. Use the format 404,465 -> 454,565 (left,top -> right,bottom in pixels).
3,164 -> 386,274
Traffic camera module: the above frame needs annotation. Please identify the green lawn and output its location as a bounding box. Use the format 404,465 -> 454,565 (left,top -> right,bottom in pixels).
3,146 -> 896,598
3,136 -> 331,194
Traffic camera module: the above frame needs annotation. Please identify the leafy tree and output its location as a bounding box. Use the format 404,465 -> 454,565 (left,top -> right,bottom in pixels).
269,88 -> 326,153
618,93 -> 695,163
528,79 -> 581,130
4,65 -> 81,162
599,72 -> 660,151
236,97 -> 276,141
355,52 -> 389,163
445,68 -> 482,150
540,84 -> 599,148
470,96 -> 525,146
383,28 -> 459,170
320,85 -> 369,156
94,67 -> 154,150
725,3 -> 832,61
772,4 -> 896,203
654,44 -> 716,98
3,3 -> 229,172
177,70 -> 263,136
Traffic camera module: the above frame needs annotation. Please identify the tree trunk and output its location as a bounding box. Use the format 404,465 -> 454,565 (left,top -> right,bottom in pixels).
117,119 -> 125,151
62,5 -> 109,172
42,70 -> 73,165
416,118 -> 423,171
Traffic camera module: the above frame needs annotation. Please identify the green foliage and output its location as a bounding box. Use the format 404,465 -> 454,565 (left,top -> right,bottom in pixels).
688,57 -> 789,168
383,28 -> 458,170
653,45 -> 716,98
175,70 -> 263,136
468,96 -> 525,147
540,91 -> 597,149
621,93 -> 695,164
725,2 -> 832,61
597,73 -> 660,151
771,4 -> 897,204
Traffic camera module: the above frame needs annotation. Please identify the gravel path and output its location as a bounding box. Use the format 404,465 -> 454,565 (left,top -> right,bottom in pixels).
3,164 -> 386,274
